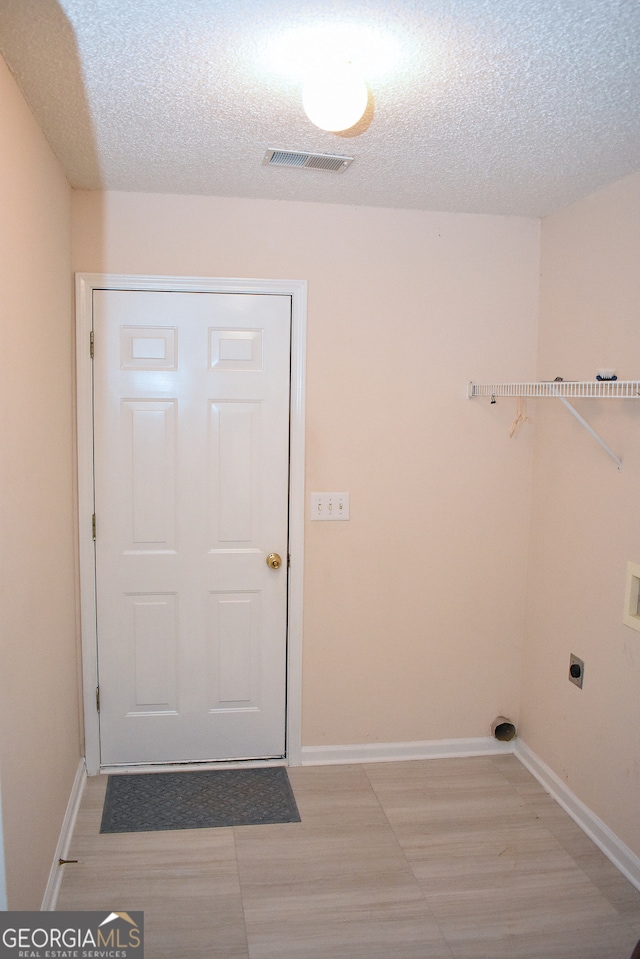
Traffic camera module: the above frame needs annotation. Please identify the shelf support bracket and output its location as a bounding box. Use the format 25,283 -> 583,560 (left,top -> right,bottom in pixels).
556,395 -> 622,470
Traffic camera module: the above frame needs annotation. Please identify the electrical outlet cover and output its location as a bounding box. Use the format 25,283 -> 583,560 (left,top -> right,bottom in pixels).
568,654 -> 584,689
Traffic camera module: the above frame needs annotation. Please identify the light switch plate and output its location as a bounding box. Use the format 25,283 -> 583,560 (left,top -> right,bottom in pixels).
310,492 -> 350,521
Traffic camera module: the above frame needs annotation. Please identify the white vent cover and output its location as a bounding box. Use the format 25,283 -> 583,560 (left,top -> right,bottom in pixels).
263,148 -> 354,173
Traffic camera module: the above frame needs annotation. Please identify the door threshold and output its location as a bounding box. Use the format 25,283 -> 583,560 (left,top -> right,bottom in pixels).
99,757 -> 288,775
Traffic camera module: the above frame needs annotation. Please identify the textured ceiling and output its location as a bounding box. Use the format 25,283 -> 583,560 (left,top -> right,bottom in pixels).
1,0 -> 639,216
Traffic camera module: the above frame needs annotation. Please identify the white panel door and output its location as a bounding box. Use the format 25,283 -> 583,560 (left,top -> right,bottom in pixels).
93,290 -> 291,764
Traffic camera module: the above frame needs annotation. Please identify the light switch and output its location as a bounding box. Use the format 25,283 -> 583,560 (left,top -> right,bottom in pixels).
310,492 -> 350,521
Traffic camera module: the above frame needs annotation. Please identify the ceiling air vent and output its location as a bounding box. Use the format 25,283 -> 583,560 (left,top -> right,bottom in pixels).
263,148 -> 354,173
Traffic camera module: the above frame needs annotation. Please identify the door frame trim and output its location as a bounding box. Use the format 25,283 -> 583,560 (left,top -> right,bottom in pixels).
76,273 -> 307,775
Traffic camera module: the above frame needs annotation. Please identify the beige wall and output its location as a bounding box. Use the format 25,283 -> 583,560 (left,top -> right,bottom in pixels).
521,172 -> 640,856
0,55 -> 80,907
73,190 -> 540,747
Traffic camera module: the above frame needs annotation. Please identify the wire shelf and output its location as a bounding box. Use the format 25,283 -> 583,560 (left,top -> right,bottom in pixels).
468,380 -> 640,399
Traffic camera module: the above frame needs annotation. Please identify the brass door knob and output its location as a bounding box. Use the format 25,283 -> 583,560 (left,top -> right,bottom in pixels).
266,552 -> 282,570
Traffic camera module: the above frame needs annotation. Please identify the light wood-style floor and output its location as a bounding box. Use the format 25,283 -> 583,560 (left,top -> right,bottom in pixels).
56,755 -> 640,959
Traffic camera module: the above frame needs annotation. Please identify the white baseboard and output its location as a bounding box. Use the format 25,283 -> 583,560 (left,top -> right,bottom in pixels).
514,739 -> 640,892
41,759 -> 87,910
301,736 -> 514,766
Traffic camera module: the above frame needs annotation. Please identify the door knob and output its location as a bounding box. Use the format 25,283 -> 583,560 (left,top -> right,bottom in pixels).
266,552 -> 282,570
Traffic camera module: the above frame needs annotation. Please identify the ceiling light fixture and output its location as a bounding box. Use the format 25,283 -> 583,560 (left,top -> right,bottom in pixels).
302,60 -> 368,133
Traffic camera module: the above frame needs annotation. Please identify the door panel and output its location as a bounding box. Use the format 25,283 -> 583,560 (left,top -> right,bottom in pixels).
210,591 -> 260,709
211,401 -> 260,542
125,400 -> 176,546
128,592 -> 178,711
93,290 -> 291,764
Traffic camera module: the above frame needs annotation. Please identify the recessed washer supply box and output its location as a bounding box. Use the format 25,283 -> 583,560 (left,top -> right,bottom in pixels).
623,561 -> 640,632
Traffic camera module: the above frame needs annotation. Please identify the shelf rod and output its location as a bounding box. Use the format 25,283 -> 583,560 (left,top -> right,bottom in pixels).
555,395 -> 622,470
467,380 -> 640,399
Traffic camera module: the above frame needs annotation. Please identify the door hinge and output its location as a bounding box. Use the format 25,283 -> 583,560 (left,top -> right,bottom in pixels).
90,330 -> 94,359
96,686 -> 100,712
287,553 -> 291,568
92,513 -> 96,540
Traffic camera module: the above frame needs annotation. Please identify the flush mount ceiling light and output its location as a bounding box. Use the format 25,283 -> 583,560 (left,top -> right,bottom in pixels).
302,60 -> 368,132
